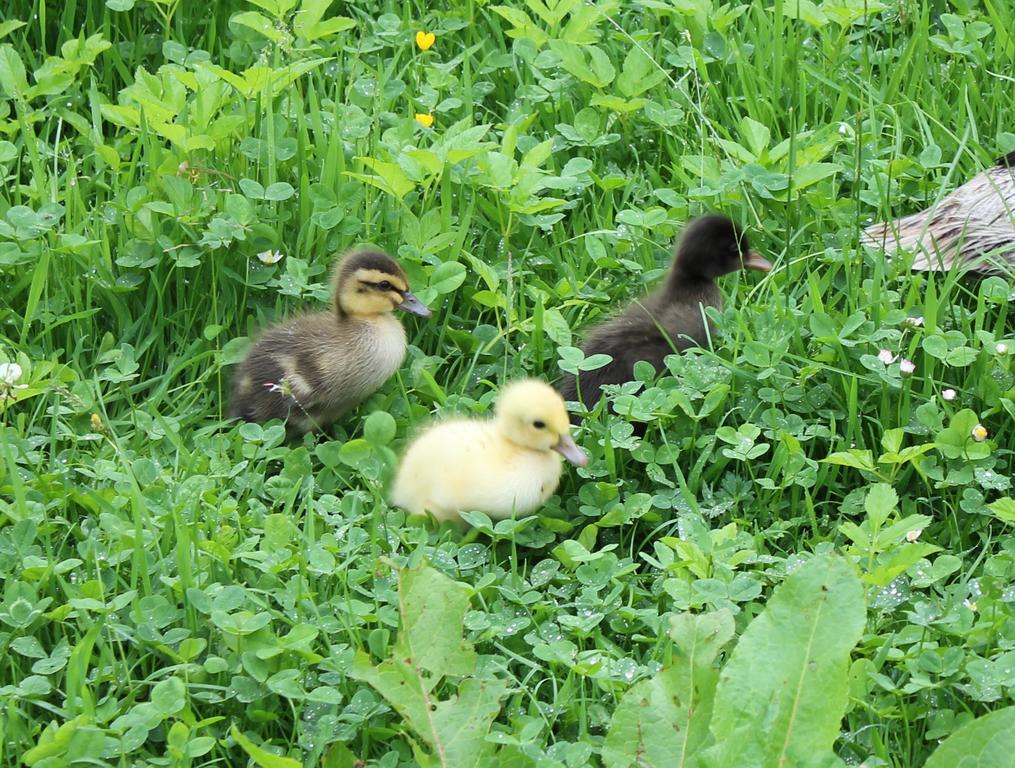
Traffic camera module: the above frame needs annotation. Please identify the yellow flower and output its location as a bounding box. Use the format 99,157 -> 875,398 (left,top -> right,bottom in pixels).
415,31 -> 435,51
971,424 -> 988,442
415,113 -> 435,128
90,413 -> 104,432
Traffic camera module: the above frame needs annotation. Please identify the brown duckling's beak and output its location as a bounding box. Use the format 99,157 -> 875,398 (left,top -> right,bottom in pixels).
743,250 -> 773,272
397,290 -> 432,317
553,433 -> 588,467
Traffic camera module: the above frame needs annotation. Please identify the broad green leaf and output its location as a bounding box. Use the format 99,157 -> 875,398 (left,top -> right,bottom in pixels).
150,676 -> 186,716
881,428 -> 904,454
945,346 -> 978,367
864,483 -> 898,527
231,11 -> 290,43
542,307 -> 572,347
0,44 -> 28,97
348,157 -> 415,199
602,611 -> 733,768
791,162 -> 840,189
781,0 -> 829,27
740,117 -> 771,157
820,449 -> 876,473
294,0 -> 355,41
525,0 -> 579,26
590,93 -> 647,113
230,726 -> 302,768
200,59 -> 327,98
246,0 -> 299,18
865,542 -> 939,587
302,14 -> 355,39
350,565 -> 506,767
428,262 -> 467,295
490,6 -> 549,45
922,334 -> 950,359
702,554 -> 865,768
396,565 -> 475,677
364,411 -> 396,446
822,0 -> 887,26
352,656 -> 505,767
934,409 -> 991,460
549,40 -> 615,88
924,706 -> 1015,768
520,138 -> 554,170
263,182 -> 295,201
988,497 -> 1015,523
22,716 -> 90,766
0,21 -> 27,42
616,46 -> 666,98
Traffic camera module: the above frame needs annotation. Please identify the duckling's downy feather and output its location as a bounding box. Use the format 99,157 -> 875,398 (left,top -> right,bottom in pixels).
559,282 -> 719,404
390,418 -> 564,520
229,313 -> 407,432
559,215 -> 767,409
228,249 -> 429,434
863,151 -> 1015,274
390,379 -> 586,524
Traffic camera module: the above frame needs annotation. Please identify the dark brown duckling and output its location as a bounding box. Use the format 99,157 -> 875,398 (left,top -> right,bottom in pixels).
863,151 -> 1015,274
559,214 -> 771,411
229,249 -> 431,434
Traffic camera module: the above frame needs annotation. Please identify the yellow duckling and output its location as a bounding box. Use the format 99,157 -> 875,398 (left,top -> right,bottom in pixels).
390,379 -> 588,524
229,249 -> 431,434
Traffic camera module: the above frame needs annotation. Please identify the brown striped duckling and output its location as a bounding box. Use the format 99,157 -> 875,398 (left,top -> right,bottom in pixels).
390,379 -> 587,524
863,151 -> 1015,274
229,249 -> 431,434
559,214 -> 771,410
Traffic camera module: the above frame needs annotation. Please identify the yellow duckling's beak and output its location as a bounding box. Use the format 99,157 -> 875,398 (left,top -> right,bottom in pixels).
553,433 -> 588,467
397,290 -> 432,317
743,250 -> 773,272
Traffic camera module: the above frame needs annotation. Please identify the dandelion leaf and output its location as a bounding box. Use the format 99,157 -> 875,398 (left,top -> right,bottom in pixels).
701,553 -> 865,768
350,564 -> 506,767
602,610 -> 734,768
924,707 -> 1015,768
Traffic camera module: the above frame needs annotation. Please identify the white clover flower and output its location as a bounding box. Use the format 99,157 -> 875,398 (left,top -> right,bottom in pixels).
941,388 -> 957,401
996,342 -> 1009,355
899,359 -> 916,376
0,362 -> 28,402
257,249 -> 284,265
963,599 -> 978,612
878,349 -> 895,365
905,529 -> 922,542
0,362 -> 22,385
903,316 -> 924,328
971,424 -> 988,442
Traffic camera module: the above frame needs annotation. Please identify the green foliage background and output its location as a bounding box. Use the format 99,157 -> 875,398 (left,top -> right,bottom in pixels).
0,0 -> 1013,765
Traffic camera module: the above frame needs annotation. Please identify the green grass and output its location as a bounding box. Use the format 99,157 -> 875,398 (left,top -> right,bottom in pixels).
0,0 -> 1014,765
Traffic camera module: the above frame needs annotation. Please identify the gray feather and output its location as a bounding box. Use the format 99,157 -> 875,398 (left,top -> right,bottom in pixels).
863,154 -> 1015,274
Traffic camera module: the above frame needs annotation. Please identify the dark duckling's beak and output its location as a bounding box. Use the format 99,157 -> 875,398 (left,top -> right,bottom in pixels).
553,433 -> 588,467
397,290 -> 432,317
743,250 -> 773,272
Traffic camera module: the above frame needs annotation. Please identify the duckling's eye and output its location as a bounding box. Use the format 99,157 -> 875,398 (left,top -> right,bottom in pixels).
533,420 -> 546,429
378,280 -> 393,291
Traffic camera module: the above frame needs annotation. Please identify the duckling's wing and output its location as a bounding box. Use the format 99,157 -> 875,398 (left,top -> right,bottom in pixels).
864,161 -> 1015,275
230,313 -> 396,431
566,304 -> 689,408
